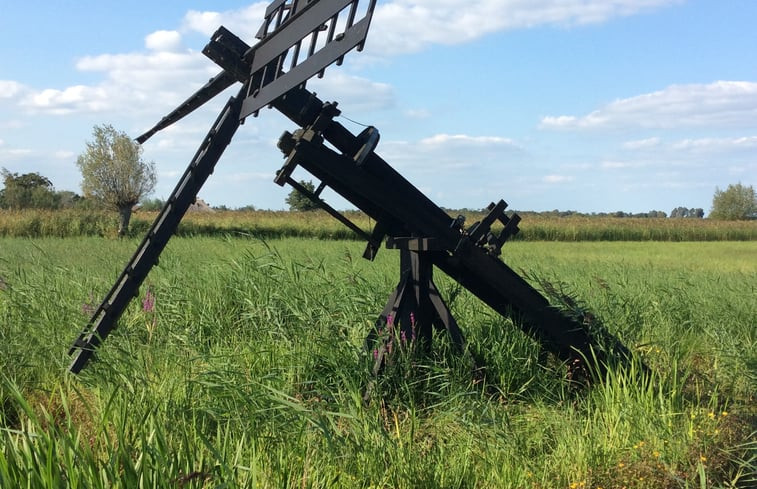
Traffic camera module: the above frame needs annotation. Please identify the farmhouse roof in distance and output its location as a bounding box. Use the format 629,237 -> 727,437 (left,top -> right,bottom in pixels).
188,198 -> 214,212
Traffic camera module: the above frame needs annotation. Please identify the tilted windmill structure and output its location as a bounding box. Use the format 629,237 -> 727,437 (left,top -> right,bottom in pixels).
69,0 -> 632,377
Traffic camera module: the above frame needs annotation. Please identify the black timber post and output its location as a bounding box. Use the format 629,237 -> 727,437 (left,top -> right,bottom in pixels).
368,237 -> 466,374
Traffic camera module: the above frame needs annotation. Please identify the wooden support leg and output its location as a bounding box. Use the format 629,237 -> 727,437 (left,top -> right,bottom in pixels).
368,242 -> 466,374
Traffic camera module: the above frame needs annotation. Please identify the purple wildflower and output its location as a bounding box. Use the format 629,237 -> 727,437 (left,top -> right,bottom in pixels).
142,288 -> 155,313
401,330 -> 407,344
373,348 -> 379,360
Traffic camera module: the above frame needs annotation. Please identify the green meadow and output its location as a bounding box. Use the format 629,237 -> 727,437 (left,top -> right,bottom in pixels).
0,235 -> 755,488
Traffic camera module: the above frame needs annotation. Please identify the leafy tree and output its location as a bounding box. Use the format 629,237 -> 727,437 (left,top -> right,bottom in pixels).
285,180 -> 320,212
56,190 -> 84,209
709,183 -> 757,220
0,168 -> 60,209
76,124 -> 157,235
670,207 -> 703,218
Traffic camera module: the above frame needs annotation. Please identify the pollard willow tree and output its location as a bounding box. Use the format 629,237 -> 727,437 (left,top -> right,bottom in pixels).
76,124 -> 157,236
709,183 -> 757,220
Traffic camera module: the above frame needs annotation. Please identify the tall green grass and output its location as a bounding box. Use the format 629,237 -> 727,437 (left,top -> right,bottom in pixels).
1,209 -> 756,240
1,237 -> 755,487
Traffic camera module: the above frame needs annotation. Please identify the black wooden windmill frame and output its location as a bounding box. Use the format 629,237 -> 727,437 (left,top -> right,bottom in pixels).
68,0 -> 632,376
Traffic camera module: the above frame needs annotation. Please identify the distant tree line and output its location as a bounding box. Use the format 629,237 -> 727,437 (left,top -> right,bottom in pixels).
0,169 -> 86,210
451,208 -> 686,219
506,209 -> 676,219
3,163 -> 755,223
669,207 -> 705,218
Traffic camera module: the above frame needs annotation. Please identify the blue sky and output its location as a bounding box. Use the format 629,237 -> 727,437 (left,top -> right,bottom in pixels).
1,0 -> 755,213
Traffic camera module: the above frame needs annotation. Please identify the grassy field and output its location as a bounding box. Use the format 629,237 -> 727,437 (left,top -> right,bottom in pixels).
1,208 -> 756,241
0,236 -> 755,488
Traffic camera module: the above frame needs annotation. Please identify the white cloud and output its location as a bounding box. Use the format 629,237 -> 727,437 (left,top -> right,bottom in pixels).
22,85 -> 111,115
419,133 -> 519,148
17,48 -> 217,116
543,174 -> 574,183
145,30 -> 183,52
5,1 -> 687,121
308,72 -> 395,112
369,0 -> 682,56
540,81 -> 757,130
182,3 -> 267,40
0,80 -> 28,99
182,10 -> 224,37
13,7 -> 387,118
12,4 -> 271,118
622,137 -> 661,150
671,135 -> 757,152
539,115 -> 578,128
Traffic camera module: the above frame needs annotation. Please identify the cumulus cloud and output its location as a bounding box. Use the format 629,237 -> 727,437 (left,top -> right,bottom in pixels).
13,3 -> 269,117
541,81 -> 757,130
22,85 -> 110,115
18,47 -> 217,116
145,30 -> 183,52
182,3 -> 267,40
369,0 -> 682,56
0,80 -> 28,99
7,1 -> 686,120
11,2 -> 381,118
182,10 -> 223,37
